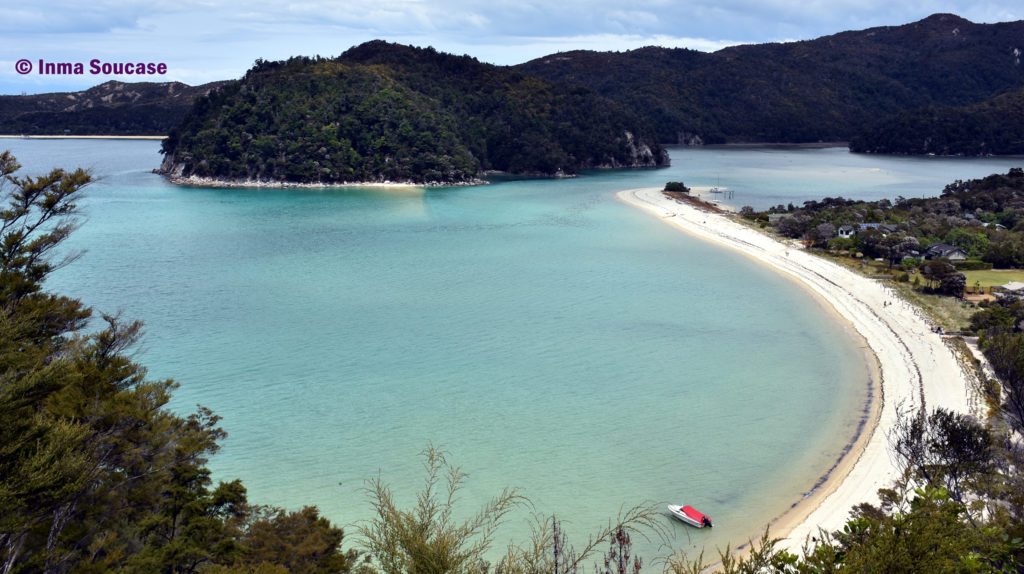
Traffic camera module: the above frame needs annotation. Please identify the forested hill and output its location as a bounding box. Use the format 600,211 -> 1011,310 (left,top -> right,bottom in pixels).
159,42 -> 668,185
849,86 -> 1024,155
0,80 -> 228,135
516,13 -> 1024,145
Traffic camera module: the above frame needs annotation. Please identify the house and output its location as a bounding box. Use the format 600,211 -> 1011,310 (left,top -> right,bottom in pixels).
835,222 -> 897,237
923,243 -> 968,261
1000,281 -> 1024,293
767,213 -> 791,223
996,282 -> 1024,299
859,222 -> 898,235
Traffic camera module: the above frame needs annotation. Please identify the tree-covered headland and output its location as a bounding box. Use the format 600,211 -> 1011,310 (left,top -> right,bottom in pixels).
159,42 -> 667,185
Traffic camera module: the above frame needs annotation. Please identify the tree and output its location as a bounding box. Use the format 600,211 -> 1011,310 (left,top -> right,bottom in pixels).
358,446 -> 524,574
804,222 -> 836,248
891,407 -> 994,508
876,233 -> 915,267
945,228 -> 990,258
983,332 -> 1024,427
940,272 -> 967,298
233,506 -> 355,574
0,151 -> 354,572
984,233 -> 1024,268
663,181 -> 689,193
0,150 -> 95,572
775,214 -> 810,239
827,236 -> 855,253
921,259 -> 957,289
823,486 -> 1011,573
595,527 -> 640,574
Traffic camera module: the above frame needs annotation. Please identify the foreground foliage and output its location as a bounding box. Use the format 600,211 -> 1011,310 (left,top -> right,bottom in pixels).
359,446 -> 524,574
666,408 -> 1022,573
0,152 -> 354,573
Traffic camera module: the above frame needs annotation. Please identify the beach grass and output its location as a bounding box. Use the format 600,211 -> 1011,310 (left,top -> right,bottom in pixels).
820,254 -> 976,332
888,282 -> 976,332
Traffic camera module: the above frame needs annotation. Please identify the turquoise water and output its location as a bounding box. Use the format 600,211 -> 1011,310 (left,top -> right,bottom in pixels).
6,139 -> 1020,562
673,146 -> 1024,209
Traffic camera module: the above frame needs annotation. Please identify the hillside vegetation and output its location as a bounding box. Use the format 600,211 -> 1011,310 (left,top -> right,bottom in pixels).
159,42 -> 667,184
850,86 -> 1024,155
517,14 -> 1024,145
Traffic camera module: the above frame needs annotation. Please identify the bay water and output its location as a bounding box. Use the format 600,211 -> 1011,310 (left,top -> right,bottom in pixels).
7,139 -> 1020,562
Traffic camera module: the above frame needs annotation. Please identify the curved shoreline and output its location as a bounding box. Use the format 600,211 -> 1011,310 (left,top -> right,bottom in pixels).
616,187 -> 976,554
159,173 -> 486,189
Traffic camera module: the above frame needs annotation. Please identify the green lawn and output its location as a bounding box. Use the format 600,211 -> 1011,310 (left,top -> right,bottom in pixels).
963,269 -> 1024,288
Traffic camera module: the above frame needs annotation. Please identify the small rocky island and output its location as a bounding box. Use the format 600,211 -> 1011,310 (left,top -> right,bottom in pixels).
158,41 -> 668,186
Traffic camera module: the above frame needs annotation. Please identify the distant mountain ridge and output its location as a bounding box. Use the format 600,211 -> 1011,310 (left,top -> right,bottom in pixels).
517,13 -> 1024,145
0,80 -> 229,135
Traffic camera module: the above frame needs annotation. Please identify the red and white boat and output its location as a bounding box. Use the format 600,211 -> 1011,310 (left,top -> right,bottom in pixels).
667,504 -> 713,528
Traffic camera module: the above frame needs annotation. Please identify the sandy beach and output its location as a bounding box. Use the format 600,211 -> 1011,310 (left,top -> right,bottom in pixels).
160,174 -> 486,189
617,187 -> 977,554
0,134 -> 166,140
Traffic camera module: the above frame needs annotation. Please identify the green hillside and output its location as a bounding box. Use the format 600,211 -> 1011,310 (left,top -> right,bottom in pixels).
517,14 -> 1024,145
850,86 -> 1024,155
159,42 -> 668,185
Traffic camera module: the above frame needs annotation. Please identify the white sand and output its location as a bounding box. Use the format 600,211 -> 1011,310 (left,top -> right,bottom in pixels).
164,174 -> 485,189
617,187 -> 976,553
0,135 -> 166,140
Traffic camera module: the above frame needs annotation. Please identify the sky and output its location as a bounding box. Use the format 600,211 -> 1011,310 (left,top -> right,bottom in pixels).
1,0 -> 1021,94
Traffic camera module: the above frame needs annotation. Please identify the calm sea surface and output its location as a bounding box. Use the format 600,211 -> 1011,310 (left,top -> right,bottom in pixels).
7,139 -> 1021,562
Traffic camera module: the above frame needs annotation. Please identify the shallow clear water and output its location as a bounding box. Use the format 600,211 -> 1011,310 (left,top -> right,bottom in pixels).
6,139 -> 1020,563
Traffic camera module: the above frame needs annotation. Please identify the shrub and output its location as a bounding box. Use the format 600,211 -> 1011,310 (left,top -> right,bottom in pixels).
954,259 -> 994,271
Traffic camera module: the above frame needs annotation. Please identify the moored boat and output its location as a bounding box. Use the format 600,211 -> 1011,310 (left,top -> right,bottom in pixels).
667,504 -> 713,528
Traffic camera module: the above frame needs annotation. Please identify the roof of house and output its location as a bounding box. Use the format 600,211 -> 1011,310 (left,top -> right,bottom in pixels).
856,222 -> 898,233
1002,281 -> 1024,292
925,243 -> 967,257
